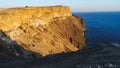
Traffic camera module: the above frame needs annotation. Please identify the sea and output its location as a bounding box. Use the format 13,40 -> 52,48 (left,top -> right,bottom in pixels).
73,12 -> 120,47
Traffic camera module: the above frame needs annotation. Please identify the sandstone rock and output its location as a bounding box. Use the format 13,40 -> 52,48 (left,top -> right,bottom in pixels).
0,30 -> 42,59
0,6 -> 86,56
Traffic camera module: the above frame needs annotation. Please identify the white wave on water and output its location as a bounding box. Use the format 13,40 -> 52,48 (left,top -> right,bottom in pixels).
110,42 -> 120,48
97,42 -> 120,48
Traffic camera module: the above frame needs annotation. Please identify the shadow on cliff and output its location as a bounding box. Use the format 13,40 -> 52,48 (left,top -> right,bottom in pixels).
0,30 -> 120,68
0,30 -> 42,61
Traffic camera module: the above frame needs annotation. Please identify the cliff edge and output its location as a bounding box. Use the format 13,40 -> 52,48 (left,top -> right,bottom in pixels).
0,6 -> 86,56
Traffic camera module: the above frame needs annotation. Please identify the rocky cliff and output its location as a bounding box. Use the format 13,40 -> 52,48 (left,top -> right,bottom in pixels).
0,6 -> 86,56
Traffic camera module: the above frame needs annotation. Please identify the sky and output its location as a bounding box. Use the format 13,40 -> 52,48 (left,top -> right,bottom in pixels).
0,0 -> 120,12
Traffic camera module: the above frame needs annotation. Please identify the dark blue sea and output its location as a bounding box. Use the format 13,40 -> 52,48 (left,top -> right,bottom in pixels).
73,12 -> 120,46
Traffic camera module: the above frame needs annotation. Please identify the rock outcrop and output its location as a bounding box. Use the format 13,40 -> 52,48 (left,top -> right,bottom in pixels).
0,6 -> 86,56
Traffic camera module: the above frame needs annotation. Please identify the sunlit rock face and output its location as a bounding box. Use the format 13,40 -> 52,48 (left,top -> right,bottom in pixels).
0,6 -> 86,56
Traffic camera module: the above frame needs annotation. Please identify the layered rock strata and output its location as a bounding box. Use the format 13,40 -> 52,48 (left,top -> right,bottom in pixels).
0,6 -> 86,56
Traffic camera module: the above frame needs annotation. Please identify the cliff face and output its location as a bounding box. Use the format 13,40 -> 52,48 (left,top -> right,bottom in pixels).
0,6 -> 86,56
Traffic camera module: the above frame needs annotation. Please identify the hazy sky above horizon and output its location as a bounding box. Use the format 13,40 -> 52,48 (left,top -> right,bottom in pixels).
0,0 -> 120,12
